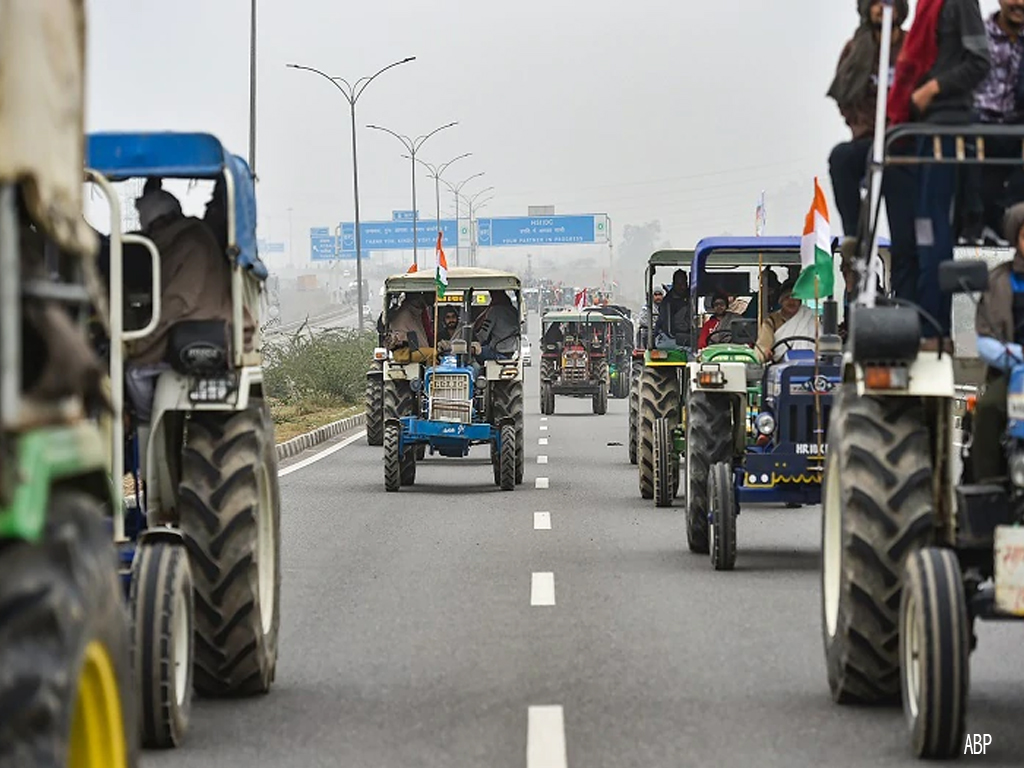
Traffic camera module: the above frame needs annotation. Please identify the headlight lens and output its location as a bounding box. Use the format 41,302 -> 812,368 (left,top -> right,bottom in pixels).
755,411 -> 776,436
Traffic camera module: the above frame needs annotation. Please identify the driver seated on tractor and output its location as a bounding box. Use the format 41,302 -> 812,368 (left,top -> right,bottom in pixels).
653,269 -> 693,350
435,306 -> 462,354
542,321 -> 564,348
124,184 -> 254,424
754,279 -> 819,363
697,292 -> 742,349
970,202 -> 1024,482
472,290 -> 520,362
385,292 -> 435,364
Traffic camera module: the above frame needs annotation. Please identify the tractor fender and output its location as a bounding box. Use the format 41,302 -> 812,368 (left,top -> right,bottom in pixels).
688,359 -> 748,395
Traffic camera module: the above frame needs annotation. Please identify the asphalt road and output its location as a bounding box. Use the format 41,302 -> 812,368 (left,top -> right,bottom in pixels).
146,358 -> 1024,768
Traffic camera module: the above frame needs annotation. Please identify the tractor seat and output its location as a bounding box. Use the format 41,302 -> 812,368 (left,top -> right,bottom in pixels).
166,319 -> 231,376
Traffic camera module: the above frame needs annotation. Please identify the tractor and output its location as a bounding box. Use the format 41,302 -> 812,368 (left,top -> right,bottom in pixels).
539,309 -> 614,415
0,3 -> 137,765
634,251 -> 694,499
818,8 -> 1024,756
679,237 -> 855,569
586,304 -> 634,399
380,268 -> 525,489
85,131 -> 282,748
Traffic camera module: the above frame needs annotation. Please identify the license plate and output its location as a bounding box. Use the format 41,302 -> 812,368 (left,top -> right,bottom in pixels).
994,525 -> 1024,617
189,377 -> 234,402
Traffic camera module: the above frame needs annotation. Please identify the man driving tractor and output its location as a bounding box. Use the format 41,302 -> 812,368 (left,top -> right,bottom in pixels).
754,279 -> 820,363
698,291 -> 742,349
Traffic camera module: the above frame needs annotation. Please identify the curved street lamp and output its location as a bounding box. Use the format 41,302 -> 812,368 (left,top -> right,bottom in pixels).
366,121 -> 458,268
286,56 -> 415,330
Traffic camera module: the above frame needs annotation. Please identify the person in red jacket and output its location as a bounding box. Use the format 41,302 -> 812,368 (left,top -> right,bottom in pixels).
698,293 -> 741,349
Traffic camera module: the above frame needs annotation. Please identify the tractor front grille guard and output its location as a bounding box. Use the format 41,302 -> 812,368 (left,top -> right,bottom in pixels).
428,372 -> 473,423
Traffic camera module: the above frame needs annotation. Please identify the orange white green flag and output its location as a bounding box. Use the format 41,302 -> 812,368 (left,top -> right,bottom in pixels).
792,177 -> 834,300
435,231 -> 448,295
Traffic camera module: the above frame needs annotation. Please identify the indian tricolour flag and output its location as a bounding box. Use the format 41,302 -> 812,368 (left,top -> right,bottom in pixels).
435,231 -> 448,296
792,177 -> 835,301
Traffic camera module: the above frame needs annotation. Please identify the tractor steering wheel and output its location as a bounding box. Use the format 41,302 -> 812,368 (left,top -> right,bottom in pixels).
706,328 -> 736,345
769,335 -> 819,358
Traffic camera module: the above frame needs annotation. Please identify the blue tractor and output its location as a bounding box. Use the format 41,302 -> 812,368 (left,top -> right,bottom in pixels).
380,269 -> 525,491
85,132 -> 281,748
680,237 -> 859,570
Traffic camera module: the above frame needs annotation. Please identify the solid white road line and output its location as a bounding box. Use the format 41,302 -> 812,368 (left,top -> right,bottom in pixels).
531,572 -> 555,606
535,477 -> 549,489
278,431 -> 367,477
528,706 -> 568,768
534,512 -> 551,530
539,438 -> 548,446
538,455 -> 548,464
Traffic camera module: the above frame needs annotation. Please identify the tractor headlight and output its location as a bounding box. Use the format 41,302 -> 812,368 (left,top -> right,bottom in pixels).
755,412 -> 776,436
1011,453 -> 1024,488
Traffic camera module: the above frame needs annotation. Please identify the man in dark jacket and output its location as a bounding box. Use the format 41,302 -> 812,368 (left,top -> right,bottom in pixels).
653,269 -> 692,349
828,0 -> 909,237
883,0 -> 990,351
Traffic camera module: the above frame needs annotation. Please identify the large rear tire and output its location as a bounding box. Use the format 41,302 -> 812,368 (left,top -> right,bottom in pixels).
900,547 -> 969,759
686,391 -> 732,554
365,370 -> 383,446
178,402 -> 281,698
492,380 -> 525,484
638,367 -> 680,500
821,385 -> 934,705
0,491 -> 139,768
130,539 -> 194,748
383,379 -> 415,421
708,461 -> 737,571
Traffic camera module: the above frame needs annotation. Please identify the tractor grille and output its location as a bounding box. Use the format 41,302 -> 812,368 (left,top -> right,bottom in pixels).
562,348 -> 589,382
428,373 -> 472,423
785,401 -> 830,452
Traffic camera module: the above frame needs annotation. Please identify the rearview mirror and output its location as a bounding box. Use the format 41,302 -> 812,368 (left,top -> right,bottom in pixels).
939,260 -> 988,294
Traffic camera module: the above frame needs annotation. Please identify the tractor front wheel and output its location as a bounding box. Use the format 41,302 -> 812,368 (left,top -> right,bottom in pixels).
499,424 -> 517,491
708,461 -> 737,571
685,391 -> 732,553
653,418 -> 677,507
384,423 -> 402,492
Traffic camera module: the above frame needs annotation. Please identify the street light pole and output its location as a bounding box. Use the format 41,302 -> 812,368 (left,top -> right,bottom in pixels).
405,153 -> 471,250
457,188 -> 494,267
286,56 -> 416,331
443,172 -> 485,266
366,122 -> 458,269
249,0 -> 257,174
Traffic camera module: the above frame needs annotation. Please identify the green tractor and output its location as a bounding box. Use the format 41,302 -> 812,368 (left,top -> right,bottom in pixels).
0,3 -> 137,765
635,252 -> 694,500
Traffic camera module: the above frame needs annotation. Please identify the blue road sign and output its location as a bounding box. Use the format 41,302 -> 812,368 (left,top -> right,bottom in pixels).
476,215 -> 608,247
310,226 -> 330,236
310,234 -> 336,260
330,219 -> 459,256
392,210 -> 419,221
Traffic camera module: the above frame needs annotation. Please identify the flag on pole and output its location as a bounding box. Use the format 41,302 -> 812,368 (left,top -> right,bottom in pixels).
574,288 -> 587,310
435,232 -> 448,296
408,262 -> 418,273
755,190 -> 766,236
792,178 -> 835,300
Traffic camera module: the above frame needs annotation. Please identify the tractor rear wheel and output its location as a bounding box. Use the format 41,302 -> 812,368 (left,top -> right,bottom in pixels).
491,380 -> 525,484
384,379 -> 415,421
821,385 -> 934,705
178,402 -> 281,697
0,491 -> 138,768
638,367 -> 680,500
365,369 -> 384,446
708,461 -> 738,571
686,391 -> 733,554
900,547 -> 969,759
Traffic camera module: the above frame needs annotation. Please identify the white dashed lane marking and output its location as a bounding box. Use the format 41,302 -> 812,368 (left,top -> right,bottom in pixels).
540,425 -> 548,431
535,477 -> 549,489
531,572 -> 556,606
534,512 -> 551,530
539,438 -> 548,446
527,705 -> 568,768
538,455 -> 548,464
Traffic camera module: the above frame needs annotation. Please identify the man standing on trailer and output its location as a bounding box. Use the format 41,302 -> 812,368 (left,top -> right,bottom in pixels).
883,0 -> 989,352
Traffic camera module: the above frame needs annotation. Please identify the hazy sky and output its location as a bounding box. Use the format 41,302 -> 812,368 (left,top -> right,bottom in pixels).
83,0 -> 1004,273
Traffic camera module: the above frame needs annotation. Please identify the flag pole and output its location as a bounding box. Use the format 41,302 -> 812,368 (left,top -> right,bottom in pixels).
861,0 -> 894,308
813,273 -> 822,457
